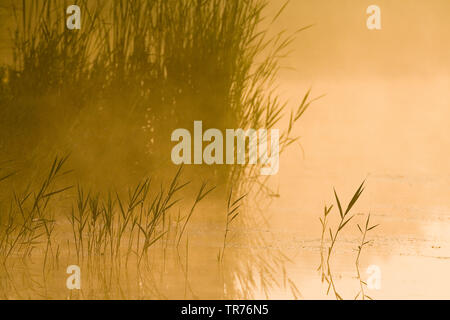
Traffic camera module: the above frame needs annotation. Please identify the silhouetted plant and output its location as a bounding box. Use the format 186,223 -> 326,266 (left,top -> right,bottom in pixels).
318,181 -> 368,300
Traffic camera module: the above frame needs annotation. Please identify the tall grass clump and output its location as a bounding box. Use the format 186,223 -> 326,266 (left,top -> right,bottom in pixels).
0,156 -> 218,299
0,156 -> 72,263
67,165 -> 215,266
0,1 -> 103,159
0,0 -> 317,188
0,0 -> 316,299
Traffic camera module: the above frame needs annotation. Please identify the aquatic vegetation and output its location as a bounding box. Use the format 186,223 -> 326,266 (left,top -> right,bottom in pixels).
218,189 -> 246,263
0,157 -> 219,298
0,0 -> 314,300
0,156 -> 72,264
354,214 -> 378,300
0,0 -> 317,189
0,155 -> 300,300
318,181 -> 379,300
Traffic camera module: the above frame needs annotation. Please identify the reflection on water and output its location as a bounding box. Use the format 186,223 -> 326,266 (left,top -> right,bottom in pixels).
0,203 -> 297,300
0,159 -> 296,300
2,0 -> 450,300
1,79 -> 450,300
2,171 -> 450,299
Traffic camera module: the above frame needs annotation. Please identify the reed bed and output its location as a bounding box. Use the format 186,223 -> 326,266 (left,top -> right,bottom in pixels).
0,0 -> 316,299
0,0 -> 316,188
0,156 -> 222,299
0,156 -> 300,299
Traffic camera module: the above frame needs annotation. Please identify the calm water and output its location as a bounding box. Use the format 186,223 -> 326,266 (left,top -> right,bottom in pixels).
1,0 -> 450,299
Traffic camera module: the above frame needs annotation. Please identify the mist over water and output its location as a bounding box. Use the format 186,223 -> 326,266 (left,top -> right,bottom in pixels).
263,0 -> 450,298
1,0 -> 450,299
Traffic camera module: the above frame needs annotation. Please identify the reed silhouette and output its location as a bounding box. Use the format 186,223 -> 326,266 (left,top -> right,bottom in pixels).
0,0 -> 315,299
0,0 -> 315,187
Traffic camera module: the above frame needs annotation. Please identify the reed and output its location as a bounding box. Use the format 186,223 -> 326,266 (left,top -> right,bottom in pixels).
64,163 -> 216,268
354,214 -> 378,300
218,188 -> 246,263
0,156 -> 72,263
318,181 -> 366,300
317,182 -> 380,300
